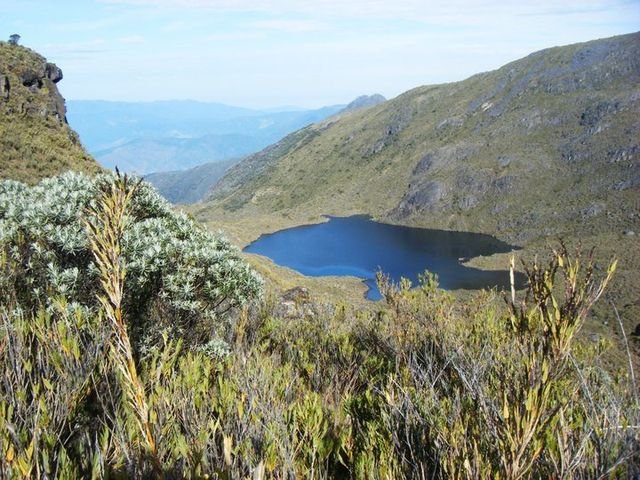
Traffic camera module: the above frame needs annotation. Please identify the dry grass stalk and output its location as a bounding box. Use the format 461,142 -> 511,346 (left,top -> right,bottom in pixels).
84,172 -> 162,476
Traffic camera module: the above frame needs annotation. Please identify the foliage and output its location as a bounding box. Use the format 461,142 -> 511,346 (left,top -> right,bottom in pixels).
0,171 -> 263,350
0,174 -> 637,478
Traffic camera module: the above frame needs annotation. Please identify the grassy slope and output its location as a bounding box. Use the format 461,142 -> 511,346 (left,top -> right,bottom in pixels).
144,158 -> 238,204
0,42 -> 100,183
195,32 -> 640,336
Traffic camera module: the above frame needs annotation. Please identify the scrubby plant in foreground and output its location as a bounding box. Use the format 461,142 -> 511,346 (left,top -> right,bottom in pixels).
0,173 -> 637,478
0,171 -> 263,349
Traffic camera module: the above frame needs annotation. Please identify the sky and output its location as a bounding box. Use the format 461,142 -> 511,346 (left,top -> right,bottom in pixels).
2,0 -> 639,108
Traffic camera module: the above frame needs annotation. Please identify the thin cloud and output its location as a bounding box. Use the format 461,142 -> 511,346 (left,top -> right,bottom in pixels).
248,19 -> 327,33
162,21 -> 188,32
32,0 -> 638,107
118,35 -> 145,44
202,31 -> 266,43
43,39 -> 108,55
96,0 -> 637,22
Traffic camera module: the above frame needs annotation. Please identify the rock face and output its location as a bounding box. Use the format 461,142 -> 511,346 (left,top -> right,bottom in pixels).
0,74 -> 8,100
45,62 -> 63,83
2,50 -> 68,122
275,287 -> 317,318
0,41 -> 100,183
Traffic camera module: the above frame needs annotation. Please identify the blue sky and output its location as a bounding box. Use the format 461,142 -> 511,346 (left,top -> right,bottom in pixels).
2,0 -> 639,108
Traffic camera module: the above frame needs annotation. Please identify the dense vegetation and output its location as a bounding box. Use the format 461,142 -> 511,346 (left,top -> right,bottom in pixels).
0,173 -> 637,478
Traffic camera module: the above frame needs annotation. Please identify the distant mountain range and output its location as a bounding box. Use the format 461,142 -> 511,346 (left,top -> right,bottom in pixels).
140,94 -> 387,203
66,99 -> 349,174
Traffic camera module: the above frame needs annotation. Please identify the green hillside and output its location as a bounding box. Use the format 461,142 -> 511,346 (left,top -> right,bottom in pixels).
201,32 -> 638,242
139,95 -> 386,205
0,41 -> 100,183
196,32 -> 640,334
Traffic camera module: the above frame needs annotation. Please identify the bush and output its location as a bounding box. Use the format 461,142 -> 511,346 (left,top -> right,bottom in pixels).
0,171 -> 263,349
0,173 -> 637,478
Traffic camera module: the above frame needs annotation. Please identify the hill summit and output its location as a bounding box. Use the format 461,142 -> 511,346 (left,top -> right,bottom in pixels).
0,40 -> 99,183
341,94 -> 386,113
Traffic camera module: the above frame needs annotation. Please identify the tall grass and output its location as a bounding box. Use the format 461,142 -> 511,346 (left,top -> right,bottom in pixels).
84,173 -> 162,476
0,174 -> 638,478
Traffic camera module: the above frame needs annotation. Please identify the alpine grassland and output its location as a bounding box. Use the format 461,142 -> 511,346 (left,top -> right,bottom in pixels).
0,173 -> 638,478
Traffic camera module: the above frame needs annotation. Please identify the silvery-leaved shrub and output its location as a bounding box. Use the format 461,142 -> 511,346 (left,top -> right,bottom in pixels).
0,171 -> 263,349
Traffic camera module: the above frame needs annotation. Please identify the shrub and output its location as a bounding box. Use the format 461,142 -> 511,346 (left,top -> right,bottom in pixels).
0,171 -> 263,349
0,173 -> 637,477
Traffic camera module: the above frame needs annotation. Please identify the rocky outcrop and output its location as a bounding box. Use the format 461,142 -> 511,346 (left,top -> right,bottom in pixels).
0,42 -> 100,183
18,62 -> 62,87
362,104 -> 415,157
392,180 -> 447,219
0,49 -> 68,122
0,74 -> 8,100
275,287 -> 317,318
45,62 -> 62,83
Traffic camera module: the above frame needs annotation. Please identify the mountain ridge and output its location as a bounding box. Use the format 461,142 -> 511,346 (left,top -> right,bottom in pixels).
145,94 -> 389,203
199,32 -> 639,244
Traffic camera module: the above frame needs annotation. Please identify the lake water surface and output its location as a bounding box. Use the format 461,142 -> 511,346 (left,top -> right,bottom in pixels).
244,215 -> 523,300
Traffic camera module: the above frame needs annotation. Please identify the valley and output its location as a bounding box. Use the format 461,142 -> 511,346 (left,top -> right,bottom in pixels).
1,23 -> 639,478
67,99 -> 347,174
195,31 -> 640,337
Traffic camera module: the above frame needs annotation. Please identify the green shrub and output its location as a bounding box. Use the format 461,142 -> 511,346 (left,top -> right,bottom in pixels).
0,171 -> 263,349
0,174 -> 637,478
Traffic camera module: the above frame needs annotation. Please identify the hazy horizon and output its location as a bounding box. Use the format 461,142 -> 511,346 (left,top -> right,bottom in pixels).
3,0 -> 639,109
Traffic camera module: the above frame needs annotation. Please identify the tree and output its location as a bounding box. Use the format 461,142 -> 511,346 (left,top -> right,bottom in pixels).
8,34 -> 20,45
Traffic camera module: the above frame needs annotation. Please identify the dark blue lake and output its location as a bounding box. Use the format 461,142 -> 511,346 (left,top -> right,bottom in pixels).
244,215 -> 523,300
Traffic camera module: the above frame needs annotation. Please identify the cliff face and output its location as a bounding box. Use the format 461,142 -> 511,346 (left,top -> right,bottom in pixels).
0,42 -> 100,183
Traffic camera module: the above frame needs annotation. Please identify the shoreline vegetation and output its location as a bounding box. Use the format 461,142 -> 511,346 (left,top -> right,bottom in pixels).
0,173 -> 638,477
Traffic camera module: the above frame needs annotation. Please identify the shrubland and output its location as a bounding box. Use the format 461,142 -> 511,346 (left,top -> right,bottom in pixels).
0,173 -> 638,478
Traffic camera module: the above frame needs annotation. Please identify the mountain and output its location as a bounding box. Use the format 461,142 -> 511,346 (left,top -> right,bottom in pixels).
66,100 -> 345,174
341,94 -> 386,113
144,159 -> 236,204
66,100 -> 258,151
0,42 -> 99,183
94,133 -> 262,174
144,94 -> 388,203
200,32 -> 639,246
